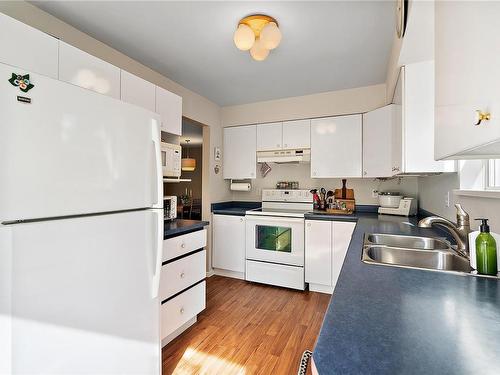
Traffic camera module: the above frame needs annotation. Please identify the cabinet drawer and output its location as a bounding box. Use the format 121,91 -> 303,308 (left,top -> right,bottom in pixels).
160,281 -> 206,339
160,250 -> 206,301
163,229 -> 206,261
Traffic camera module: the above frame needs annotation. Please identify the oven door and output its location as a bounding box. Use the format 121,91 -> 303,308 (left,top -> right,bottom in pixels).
245,215 -> 304,267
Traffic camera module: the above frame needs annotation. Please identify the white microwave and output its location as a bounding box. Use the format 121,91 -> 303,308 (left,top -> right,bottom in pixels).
161,142 -> 181,177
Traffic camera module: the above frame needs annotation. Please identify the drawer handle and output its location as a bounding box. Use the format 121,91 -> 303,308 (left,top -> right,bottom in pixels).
180,272 -> 185,279
475,110 -> 491,126
180,307 -> 185,314
181,243 -> 186,248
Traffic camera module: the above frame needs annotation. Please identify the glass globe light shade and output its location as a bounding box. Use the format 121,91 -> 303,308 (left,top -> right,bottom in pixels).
250,38 -> 269,61
233,24 -> 255,51
260,22 -> 282,50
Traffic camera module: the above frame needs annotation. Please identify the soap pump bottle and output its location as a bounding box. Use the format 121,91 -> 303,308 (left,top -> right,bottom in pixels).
475,218 -> 498,276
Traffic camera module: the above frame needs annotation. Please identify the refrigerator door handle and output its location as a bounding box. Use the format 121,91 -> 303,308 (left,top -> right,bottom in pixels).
151,210 -> 163,298
151,119 -> 163,209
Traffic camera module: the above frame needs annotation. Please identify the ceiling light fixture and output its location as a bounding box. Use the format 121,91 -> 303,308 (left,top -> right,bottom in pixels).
233,14 -> 281,61
181,140 -> 196,172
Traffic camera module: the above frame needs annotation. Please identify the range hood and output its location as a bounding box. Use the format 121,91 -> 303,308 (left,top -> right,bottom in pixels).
257,149 -> 310,164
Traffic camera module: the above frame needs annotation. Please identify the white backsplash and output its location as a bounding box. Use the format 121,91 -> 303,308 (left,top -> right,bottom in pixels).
231,163 -> 419,205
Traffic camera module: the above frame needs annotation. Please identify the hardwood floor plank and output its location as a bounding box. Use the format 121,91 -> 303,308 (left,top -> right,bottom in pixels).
162,276 -> 330,375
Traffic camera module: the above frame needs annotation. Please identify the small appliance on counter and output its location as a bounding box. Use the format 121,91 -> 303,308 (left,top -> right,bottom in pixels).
378,192 -> 417,216
164,195 -> 177,220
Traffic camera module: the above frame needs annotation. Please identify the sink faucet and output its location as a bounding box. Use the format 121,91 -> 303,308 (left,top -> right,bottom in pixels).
418,204 -> 471,258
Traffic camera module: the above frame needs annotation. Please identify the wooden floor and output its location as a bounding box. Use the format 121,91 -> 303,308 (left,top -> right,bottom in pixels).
162,276 -> 331,375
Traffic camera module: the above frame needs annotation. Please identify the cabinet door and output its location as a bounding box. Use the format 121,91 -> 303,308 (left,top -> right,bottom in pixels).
257,122 -> 282,151
223,125 -> 257,179
311,115 -> 362,178
305,220 -> 332,286
363,105 -> 395,178
435,1 -> 500,159
283,119 -> 311,149
120,70 -> 155,112
392,70 -> 403,175
0,13 -> 58,78
155,86 -> 182,135
212,215 -> 245,273
59,42 -> 120,99
332,221 -> 355,289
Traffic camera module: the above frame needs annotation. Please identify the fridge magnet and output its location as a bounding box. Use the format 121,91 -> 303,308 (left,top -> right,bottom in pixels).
9,73 -> 34,93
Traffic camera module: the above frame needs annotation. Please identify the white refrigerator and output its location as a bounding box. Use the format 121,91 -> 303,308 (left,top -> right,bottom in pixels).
0,62 -> 164,374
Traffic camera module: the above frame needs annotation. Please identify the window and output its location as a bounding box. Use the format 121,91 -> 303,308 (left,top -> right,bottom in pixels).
487,159 -> 500,189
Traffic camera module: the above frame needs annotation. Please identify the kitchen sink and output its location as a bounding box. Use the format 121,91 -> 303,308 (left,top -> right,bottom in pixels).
362,245 -> 472,273
362,233 -> 474,275
366,233 -> 450,250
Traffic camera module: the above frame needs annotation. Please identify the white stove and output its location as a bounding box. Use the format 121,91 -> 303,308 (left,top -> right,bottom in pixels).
244,190 -> 313,290
245,189 -> 314,217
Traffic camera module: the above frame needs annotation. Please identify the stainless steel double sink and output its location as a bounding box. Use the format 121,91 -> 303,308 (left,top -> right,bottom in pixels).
362,233 -> 473,274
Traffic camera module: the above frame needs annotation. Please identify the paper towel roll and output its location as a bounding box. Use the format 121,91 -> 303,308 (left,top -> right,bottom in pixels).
230,182 -> 251,191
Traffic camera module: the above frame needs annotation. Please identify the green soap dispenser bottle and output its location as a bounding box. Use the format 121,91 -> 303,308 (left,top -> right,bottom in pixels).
475,218 -> 498,276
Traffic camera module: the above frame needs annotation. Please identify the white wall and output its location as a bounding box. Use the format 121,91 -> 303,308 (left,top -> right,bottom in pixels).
419,174 -> 500,233
221,84 -> 386,126
233,163 -> 418,205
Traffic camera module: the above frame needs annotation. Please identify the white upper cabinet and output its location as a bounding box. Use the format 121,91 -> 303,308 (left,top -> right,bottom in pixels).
391,62 -> 455,174
120,70 -> 155,112
257,122 -> 282,151
223,125 -> 256,179
59,41 -> 120,99
363,105 -> 395,178
435,1 -> 500,159
156,86 -> 182,135
311,115 -> 362,178
283,119 -> 311,149
0,13 -> 58,78
257,120 -> 311,151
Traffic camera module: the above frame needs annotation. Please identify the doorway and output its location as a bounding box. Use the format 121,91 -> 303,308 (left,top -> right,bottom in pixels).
164,117 -> 204,220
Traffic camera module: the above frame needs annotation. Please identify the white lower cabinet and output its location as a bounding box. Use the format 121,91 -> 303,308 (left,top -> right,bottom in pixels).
305,220 -> 355,293
332,221 -> 356,288
212,214 -> 246,277
160,250 -> 206,301
305,220 -> 332,286
160,229 -> 207,346
160,281 -> 206,341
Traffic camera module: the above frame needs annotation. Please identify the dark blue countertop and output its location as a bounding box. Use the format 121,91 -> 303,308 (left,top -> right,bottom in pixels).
211,201 -> 261,216
313,214 -> 500,374
164,219 -> 209,239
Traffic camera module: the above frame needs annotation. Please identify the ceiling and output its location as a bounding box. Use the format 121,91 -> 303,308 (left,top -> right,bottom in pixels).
32,1 -> 396,106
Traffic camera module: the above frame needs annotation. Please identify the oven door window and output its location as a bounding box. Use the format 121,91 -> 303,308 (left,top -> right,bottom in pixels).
255,225 -> 292,253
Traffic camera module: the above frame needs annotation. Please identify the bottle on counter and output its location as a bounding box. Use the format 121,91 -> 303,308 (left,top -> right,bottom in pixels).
475,218 -> 498,276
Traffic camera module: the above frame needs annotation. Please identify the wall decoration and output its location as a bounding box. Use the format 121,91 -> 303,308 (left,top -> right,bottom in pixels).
214,147 -> 221,162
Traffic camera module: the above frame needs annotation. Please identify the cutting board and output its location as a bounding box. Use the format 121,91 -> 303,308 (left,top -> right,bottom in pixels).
334,179 -> 354,199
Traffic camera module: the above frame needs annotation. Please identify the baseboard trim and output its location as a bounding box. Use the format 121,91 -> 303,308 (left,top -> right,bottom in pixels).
206,269 -> 215,278
212,268 -> 245,280
161,317 -> 197,347
308,283 -> 334,294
